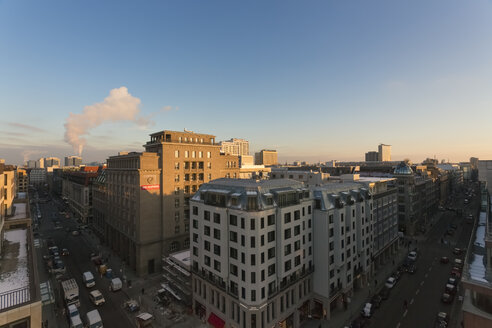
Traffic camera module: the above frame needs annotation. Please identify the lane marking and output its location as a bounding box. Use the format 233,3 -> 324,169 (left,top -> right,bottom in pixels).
425,273 -> 428,278
410,298 -> 414,305
403,309 -> 408,317
396,323 -> 401,328
416,289 -> 420,295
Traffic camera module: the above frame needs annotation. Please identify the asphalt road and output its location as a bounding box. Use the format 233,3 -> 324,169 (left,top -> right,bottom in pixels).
367,184 -> 478,328
36,194 -> 135,328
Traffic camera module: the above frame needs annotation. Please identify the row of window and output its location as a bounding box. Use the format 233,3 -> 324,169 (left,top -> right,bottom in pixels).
174,150 -> 212,158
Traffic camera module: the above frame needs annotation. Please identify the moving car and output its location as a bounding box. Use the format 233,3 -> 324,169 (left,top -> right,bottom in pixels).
440,257 -> 449,264
407,264 -> 417,274
83,271 -> 96,288
407,251 -> 417,262
361,303 -> 373,318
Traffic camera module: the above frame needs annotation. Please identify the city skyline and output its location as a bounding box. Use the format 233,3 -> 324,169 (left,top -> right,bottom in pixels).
2,0 -> 492,165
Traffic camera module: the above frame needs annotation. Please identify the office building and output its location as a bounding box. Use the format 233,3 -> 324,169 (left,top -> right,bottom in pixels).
64,156 -> 82,167
378,144 -> 391,162
102,130 -> 240,276
312,182 -> 373,320
219,138 -> 249,156
16,168 -> 29,193
29,169 -> 46,187
478,160 -> 492,194
255,149 -> 278,166
191,179 -> 314,328
365,151 -> 378,162
62,166 -> 101,225
44,157 -> 60,167
26,160 -> 37,169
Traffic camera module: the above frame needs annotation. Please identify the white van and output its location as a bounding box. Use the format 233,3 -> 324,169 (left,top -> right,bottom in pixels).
83,271 -> 95,288
70,314 -> 83,328
110,278 -> 122,292
86,309 -> 103,328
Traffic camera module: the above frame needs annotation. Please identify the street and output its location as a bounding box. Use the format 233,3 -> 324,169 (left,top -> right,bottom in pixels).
367,185 -> 478,328
34,194 -> 135,328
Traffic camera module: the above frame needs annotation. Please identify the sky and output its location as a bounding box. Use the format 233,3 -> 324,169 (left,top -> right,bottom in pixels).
1,0 -> 492,166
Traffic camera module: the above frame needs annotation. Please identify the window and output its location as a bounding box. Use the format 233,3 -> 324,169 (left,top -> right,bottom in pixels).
284,260 -> 292,271
213,228 -> 221,240
284,213 -> 291,224
192,151 -> 196,158
251,272 -> 256,283
267,231 -> 275,242
250,236 -> 255,248
214,213 -> 221,224
230,264 -> 238,276
175,198 -> 180,208
174,186 -> 180,195
294,240 -> 300,251
185,150 -> 189,158
268,214 -> 275,226
207,152 -> 211,158
193,220 -> 198,229
214,260 -> 221,272
284,244 -> 291,256
230,215 -> 237,226
268,264 -> 275,276
230,247 -> 238,259
174,150 -> 179,158
175,225 -> 180,233
193,247 -> 198,256
204,226 -> 210,236
205,255 -> 210,266
250,219 -> 255,230
230,231 -> 238,243
204,211 -> 210,221
204,240 -> 210,251
294,225 -> 300,236
199,151 -> 203,158
192,206 -> 198,215
294,210 -> 300,220
174,162 -> 180,169
261,217 -> 265,229
268,247 -> 275,259
185,174 -> 190,181
174,174 -> 180,182
193,233 -> 198,242
284,228 -> 291,240
214,244 -> 221,256
251,254 -> 256,265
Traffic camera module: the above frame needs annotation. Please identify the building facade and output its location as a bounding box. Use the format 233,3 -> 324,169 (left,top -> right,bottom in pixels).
16,168 -> 29,193
44,157 -> 60,168
219,138 -> 249,156
312,183 -> 373,320
255,150 -> 278,166
378,144 -> 391,162
64,156 -> 82,167
29,169 -> 46,187
191,179 -> 314,328
365,151 -> 378,162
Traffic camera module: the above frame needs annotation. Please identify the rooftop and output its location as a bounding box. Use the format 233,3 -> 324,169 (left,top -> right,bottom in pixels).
10,203 -> 27,221
0,229 -> 31,310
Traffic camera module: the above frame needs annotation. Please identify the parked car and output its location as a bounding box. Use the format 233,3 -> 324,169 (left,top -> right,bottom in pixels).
448,277 -> 458,286
361,303 -> 373,318
450,223 -> 458,230
453,248 -> 463,255
407,264 -> 417,274
408,251 -> 417,262
440,257 -> 449,264
451,267 -> 462,278
445,284 -> 456,295
441,292 -> 454,304
446,229 -> 454,236
435,312 -> 449,328
62,248 -> 70,256
385,277 -> 396,289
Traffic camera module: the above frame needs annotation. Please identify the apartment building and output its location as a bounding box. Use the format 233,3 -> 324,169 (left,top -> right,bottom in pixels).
0,161 -> 42,327
378,144 -> 391,162
190,179 -> 314,328
312,183 -> 373,320
29,169 -> 46,187
219,138 -> 249,156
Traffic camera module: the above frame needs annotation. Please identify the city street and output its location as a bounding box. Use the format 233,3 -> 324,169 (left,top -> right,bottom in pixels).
34,194 -> 135,328
367,186 -> 478,328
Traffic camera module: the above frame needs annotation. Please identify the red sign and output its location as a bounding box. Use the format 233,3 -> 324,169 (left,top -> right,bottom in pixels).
140,184 -> 160,190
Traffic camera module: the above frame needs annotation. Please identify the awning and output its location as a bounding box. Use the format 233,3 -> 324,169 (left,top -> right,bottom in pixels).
207,313 -> 225,328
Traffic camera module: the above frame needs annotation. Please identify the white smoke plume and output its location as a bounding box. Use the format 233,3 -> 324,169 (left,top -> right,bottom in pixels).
64,87 -> 148,155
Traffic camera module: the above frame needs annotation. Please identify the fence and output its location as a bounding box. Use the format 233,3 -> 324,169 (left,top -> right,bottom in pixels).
0,286 -> 31,311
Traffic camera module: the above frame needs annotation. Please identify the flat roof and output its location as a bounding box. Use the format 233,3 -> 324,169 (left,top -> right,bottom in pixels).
11,203 -> 28,220
0,229 -> 30,310
170,250 -> 191,270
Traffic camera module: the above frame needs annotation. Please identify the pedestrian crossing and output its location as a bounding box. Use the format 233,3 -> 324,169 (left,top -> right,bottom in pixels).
33,238 -> 41,248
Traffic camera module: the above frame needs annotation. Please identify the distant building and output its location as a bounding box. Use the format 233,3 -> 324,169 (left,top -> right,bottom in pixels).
44,157 -> 61,167
378,144 -> 391,162
16,168 -> 29,193
219,138 -> 249,156
64,155 -> 82,167
254,149 -> 278,166
29,168 -> 46,186
365,151 -> 379,162
478,160 -> 492,194
26,160 -> 37,168
62,166 -> 101,224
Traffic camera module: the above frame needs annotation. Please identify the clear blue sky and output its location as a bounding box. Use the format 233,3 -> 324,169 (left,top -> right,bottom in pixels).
1,0 -> 492,165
